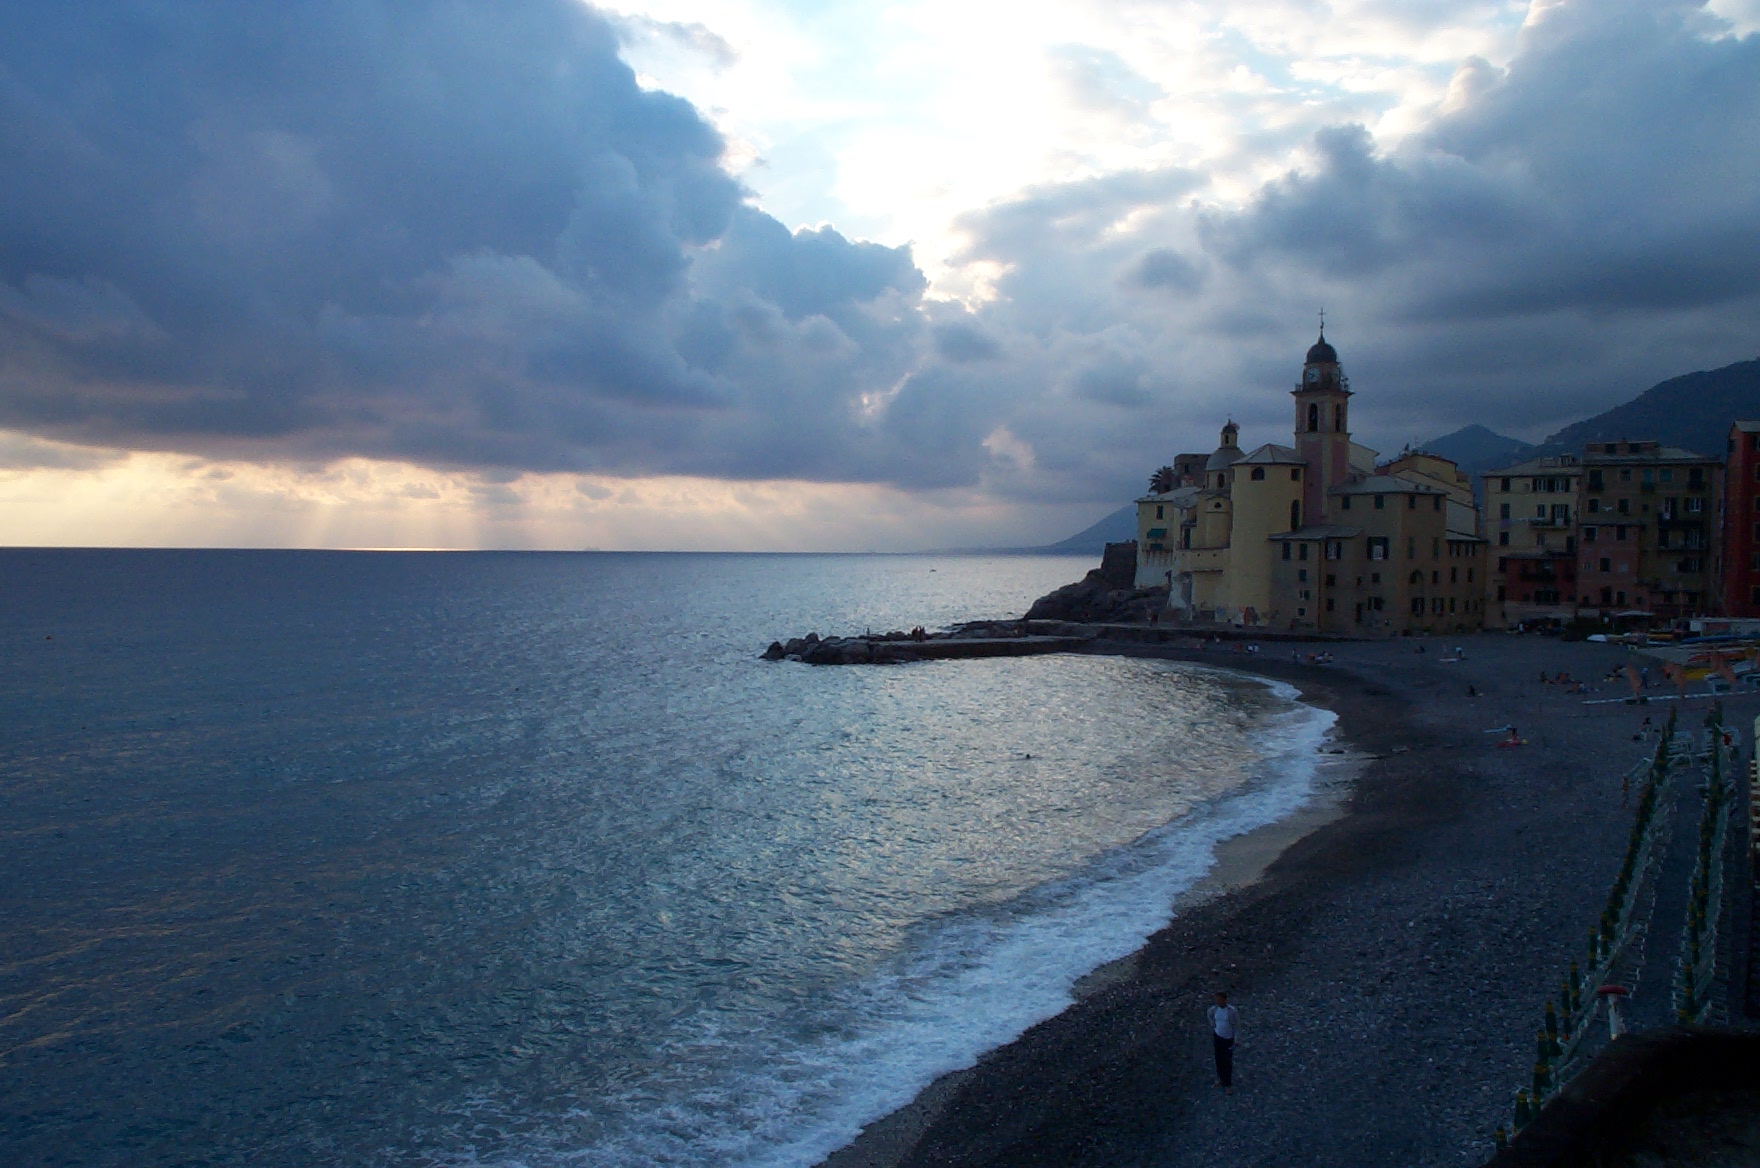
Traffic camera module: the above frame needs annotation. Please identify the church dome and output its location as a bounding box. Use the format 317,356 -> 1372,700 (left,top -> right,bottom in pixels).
1205,444 -> 1244,471
1305,331 -> 1337,365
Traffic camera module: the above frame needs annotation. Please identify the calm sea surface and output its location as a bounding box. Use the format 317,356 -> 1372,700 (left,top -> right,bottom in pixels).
0,550 -> 1334,1167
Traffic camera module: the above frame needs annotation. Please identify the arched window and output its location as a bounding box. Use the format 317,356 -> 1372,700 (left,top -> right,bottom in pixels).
1334,403 -> 1345,432
1307,403 -> 1319,432
1250,467 -> 1265,481
1289,500 -> 1301,530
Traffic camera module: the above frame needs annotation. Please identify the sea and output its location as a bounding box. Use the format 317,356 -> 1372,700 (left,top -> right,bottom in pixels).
0,549 -> 1339,1167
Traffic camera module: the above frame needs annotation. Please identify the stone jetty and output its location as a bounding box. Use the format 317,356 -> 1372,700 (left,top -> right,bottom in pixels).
760,625 -> 1091,666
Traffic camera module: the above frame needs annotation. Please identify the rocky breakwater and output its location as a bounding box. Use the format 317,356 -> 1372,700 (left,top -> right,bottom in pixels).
1025,540 -> 1168,623
760,625 -> 1093,666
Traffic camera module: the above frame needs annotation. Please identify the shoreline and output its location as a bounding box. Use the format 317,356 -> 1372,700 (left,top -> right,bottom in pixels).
822,654 -> 1366,1168
817,632 -> 1760,1168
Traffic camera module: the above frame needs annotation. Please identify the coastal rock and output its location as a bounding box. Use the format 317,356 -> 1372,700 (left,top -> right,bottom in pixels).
761,641 -> 786,660
1025,573 -> 1168,623
1022,539 -> 1172,623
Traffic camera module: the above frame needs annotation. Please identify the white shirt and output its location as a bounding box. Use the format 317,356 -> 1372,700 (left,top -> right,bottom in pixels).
1208,1004 -> 1239,1040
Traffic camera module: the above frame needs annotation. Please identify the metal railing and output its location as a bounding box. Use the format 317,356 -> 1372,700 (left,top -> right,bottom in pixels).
1498,710 -> 1680,1148
1676,706 -> 1734,1024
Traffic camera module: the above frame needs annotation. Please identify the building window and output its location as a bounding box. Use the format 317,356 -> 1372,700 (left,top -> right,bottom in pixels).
1250,467 -> 1265,481
1334,404 -> 1344,432
1290,500 -> 1301,530
1588,498 -> 1600,513
1282,542 -> 1291,561
1307,403 -> 1319,432
1599,557 -> 1611,572
1326,541 -> 1342,560
1375,495 -> 1385,509
1341,495 -> 1352,510
1587,471 -> 1603,490
1500,503 -> 1510,519
1299,542 -> 1309,560
1432,570 -> 1441,585
1449,597 -> 1456,613
1450,567 -> 1458,583
1617,590 -> 1627,605
1371,572 -> 1381,584
1751,586 -> 1760,605
1467,568 -> 1474,583
1325,573 -> 1337,586
1498,531 -> 1510,546
1299,568 -> 1308,582
1155,505 -> 1164,519
1501,477 -> 1511,492
1368,539 -> 1388,561
1409,570 -> 1423,585
1660,468 -> 1673,483
1408,494 -> 1417,510
1291,468 -> 1301,481
1616,526 -> 1627,540
1584,526 -> 1597,542
1620,469 -> 1632,482
1433,537 -> 1441,558
1326,598 -> 1336,611
1408,537 -> 1417,559
1689,468 -> 1704,489
1686,496 -> 1702,514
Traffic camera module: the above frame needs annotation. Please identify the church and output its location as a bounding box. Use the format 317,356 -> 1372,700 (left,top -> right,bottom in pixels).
1134,331 -> 1488,635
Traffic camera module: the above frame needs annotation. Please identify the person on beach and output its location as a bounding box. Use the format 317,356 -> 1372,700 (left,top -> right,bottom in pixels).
1208,991 -> 1239,1093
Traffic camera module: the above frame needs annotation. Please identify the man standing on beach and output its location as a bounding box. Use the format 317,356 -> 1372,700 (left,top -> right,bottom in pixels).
1208,991 -> 1238,1093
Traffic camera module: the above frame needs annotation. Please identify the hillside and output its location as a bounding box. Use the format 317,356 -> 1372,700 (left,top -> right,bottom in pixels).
1412,424 -> 1534,476
1033,504 -> 1136,555
1532,357 -> 1760,459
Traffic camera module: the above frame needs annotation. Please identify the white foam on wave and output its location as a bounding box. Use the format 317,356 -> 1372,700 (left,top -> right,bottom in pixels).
544,670 -> 1345,1168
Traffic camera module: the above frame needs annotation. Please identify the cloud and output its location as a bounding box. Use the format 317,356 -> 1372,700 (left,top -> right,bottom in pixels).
935,0 -> 1760,495
1,0 -> 1757,537
0,0 -> 930,482
0,431 -> 124,471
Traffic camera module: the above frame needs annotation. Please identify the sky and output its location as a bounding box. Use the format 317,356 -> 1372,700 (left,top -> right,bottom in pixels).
2,0 -> 1758,550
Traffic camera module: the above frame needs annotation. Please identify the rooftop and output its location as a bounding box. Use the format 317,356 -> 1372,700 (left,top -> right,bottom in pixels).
1332,474 -> 1446,495
1236,443 -> 1305,465
1481,454 -> 1583,477
1580,442 -> 1717,464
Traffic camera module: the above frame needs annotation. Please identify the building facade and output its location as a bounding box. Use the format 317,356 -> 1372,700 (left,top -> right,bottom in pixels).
1576,442 -> 1721,621
1480,455 -> 1582,627
1720,421 -> 1760,617
1135,333 -> 1488,635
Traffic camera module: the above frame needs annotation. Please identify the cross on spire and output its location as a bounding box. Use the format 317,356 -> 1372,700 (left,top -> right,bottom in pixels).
1318,307 -> 1325,335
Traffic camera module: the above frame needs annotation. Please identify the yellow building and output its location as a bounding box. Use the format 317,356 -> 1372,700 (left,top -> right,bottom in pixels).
1135,332 -> 1489,635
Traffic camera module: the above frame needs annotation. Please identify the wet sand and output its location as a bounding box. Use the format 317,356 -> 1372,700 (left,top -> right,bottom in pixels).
820,632 -> 1760,1168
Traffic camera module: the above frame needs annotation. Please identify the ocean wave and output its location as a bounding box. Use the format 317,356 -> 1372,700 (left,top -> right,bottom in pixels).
548,670 -> 1342,1168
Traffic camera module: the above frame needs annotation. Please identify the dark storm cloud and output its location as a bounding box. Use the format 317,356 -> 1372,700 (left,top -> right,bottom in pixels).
1,0 -> 1758,514
0,0 -> 933,481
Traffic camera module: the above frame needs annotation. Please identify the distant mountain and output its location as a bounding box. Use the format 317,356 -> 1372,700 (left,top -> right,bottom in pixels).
1413,424 -> 1534,476
1530,357 -> 1760,459
1033,504 -> 1137,555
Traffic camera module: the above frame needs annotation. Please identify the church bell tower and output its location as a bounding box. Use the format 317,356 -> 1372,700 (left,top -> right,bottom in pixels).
1291,326 -> 1351,526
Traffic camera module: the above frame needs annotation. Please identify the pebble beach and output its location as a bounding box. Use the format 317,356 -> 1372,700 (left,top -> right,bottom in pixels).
822,632 -> 1759,1168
